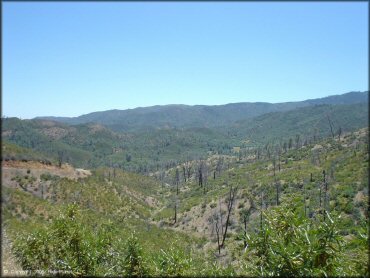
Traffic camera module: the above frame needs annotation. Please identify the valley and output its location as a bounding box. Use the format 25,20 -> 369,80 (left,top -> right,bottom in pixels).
1,92 -> 369,276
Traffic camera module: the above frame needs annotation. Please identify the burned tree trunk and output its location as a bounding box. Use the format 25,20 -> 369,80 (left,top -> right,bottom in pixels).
275,182 -> 280,206
260,191 -> 264,230
323,170 -> 328,220
220,185 -> 237,248
182,166 -> 186,183
219,197 -> 224,236
215,219 -> 221,254
175,168 -> 180,195
326,113 -> 335,138
174,200 -> 177,224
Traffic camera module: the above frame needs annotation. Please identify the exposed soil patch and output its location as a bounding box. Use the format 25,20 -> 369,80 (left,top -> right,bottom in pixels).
1,228 -> 25,277
2,161 -> 91,180
2,161 -> 91,200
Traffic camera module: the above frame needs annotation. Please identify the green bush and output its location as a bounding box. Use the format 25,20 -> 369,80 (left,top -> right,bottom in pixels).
12,204 -> 122,276
243,194 -> 344,276
122,232 -> 147,277
154,242 -> 193,276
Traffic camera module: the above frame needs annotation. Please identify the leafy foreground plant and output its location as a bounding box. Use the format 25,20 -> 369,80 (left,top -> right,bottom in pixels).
242,194 -> 367,276
11,204 -> 234,276
12,204 -> 120,275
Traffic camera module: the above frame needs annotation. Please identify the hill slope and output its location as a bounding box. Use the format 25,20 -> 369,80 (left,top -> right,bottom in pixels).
2,102 -> 368,173
36,91 -> 368,131
229,102 -> 369,144
2,127 -> 368,276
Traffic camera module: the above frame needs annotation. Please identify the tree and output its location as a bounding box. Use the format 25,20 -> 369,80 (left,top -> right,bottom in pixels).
184,160 -> 192,181
182,165 -> 187,183
216,157 -> 224,177
175,168 -> 180,195
326,113 -> 335,138
275,181 -> 280,206
240,199 -> 254,249
295,134 -> 300,149
260,190 -> 264,230
323,170 -> 328,220
173,196 -> 179,224
220,185 -> 237,248
57,150 -> 65,168
214,214 -> 222,255
338,127 -> 342,141
288,138 -> 293,150
197,160 -> 207,188
283,142 -> 287,153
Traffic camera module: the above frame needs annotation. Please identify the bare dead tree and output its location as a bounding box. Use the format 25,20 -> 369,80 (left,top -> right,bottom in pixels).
174,202 -> 177,224
175,168 -> 180,195
215,217 -> 221,254
319,181 -> 322,213
197,161 -> 204,187
260,191 -> 264,230
240,198 -> 254,249
215,155 -> 223,178
57,150 -> 65,168
288,138 -> 293,150
256,148 -> 261,160
326,113 -> 335,138
218,197 -> 224,236
186,162 -> 192,180
295,134 -> 300,149
277,147 -> 281,172
323,170 -> 328,221
173,197 -> 178,224
338,127 -> 342,141
220,185 -> 237,248
303,182 -> 307,217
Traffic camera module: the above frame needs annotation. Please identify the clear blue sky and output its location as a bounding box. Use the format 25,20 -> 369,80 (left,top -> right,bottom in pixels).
3,2 -> 368,119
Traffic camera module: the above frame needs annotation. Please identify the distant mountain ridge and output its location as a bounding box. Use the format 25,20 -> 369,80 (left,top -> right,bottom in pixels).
36,91 -> 368,132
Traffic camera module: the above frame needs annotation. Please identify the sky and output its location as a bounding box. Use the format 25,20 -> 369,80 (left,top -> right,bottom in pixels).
3,2 -> 368,119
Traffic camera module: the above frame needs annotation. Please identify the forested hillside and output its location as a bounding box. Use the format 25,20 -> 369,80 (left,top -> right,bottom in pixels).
3,97 -> 368,173
36,91 -> 367,132
1,92 -> 369,276
2,127 -> 368,276
229,102 -> 368,144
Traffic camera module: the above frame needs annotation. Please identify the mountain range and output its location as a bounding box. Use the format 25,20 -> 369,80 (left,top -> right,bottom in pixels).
36,91 -> 368,132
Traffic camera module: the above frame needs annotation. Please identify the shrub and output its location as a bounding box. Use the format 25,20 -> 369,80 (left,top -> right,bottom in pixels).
154,242 -> 193,276
243,194 -> 344,276
122,232 -> 147,277
12,204 -> 122,276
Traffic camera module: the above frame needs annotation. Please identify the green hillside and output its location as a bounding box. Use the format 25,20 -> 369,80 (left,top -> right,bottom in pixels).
2,126 -> 368,276
36,91 -> 367,132
2,92 -> 368,276
2,102 -> 368,173
229,102 -> 368,145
